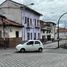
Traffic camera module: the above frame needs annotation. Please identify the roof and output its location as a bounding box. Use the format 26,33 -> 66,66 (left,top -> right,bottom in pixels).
46,22 -> 56,25
40,20 -> 56,25
58,28 -> 67,33
0,17 -> 23,27
0,0 -> 42,16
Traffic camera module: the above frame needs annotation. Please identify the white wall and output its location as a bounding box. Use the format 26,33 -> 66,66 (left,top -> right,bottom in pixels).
8,27 -> 22,38
0,0 -> 22,24
0,26 -> 22,38
41,23 -> 56,40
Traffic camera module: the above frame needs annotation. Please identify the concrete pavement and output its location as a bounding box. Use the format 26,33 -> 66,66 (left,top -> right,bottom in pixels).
0,48 -> 67,67
0,40 -> 67,67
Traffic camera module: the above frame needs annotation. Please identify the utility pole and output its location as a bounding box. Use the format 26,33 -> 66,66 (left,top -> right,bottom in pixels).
57,12 -> 67,48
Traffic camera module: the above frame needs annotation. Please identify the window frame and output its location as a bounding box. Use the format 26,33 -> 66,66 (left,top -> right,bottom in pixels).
27,41 -> 34,45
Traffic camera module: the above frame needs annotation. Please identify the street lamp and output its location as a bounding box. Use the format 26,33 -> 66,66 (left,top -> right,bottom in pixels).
57,12 -> 67,48
0,15 -> 7,48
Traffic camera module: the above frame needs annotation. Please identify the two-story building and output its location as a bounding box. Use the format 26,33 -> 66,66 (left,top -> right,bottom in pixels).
0,0 -> 42,41
40,20 -> 56,41
0,15 -> 23,48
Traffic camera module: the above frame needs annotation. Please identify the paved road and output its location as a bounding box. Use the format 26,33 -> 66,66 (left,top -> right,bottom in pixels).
0,40 -> 67,67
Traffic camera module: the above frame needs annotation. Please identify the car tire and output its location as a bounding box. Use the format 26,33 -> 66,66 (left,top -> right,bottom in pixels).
20,48 -> 25,53
38,48 -> 43,52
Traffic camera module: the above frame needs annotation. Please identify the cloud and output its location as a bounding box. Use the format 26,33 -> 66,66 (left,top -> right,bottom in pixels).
59,24 -> 65,28
0,0 -> 67,27
27,0 -> 67,20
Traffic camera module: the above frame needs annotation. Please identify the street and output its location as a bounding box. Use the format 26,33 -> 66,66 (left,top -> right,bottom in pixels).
0,40 -> 67,67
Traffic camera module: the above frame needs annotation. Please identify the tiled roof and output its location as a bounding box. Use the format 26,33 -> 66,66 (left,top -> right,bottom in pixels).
0,18 -> 23,27
58,28 -> 67,32
40,20 -> 56,25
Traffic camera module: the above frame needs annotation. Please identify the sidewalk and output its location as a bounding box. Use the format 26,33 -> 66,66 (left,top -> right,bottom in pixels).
44,40 -> 66,49
43,40 -> 57,44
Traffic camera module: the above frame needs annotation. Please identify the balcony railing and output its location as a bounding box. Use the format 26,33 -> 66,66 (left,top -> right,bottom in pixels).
26,25 -> 32,29
35,26 -> 40,28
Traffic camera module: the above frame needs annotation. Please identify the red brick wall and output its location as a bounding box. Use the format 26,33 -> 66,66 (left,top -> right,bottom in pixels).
0,38 -> 22,48
9,38 -> 22,48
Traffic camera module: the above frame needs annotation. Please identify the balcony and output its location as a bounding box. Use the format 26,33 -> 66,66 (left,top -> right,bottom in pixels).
35,24 -> 40,28
26,25 -> 32,29
35,26 -> 40,28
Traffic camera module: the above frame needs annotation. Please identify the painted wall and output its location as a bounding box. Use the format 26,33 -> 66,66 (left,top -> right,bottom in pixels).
0,26 -> 22,38
0,0 -> 22,24
22,9 -> 41,40
0,0 -> 41,41
7,27 -> 22,38
41,23 -> 56,40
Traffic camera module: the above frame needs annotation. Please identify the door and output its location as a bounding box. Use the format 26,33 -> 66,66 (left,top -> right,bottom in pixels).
26,41 -> 34,51
33,41 -> 41,50
47,35 -> 51,40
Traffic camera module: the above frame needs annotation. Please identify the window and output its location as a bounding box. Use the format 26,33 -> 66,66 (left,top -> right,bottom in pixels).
25,17 -> 27,23
27,41 -> 34,45
37,20 -> 40,26
27,33 -> 30,40
31,33 -> 32,39
38,33 -> 40,39
34,19 -> 36,26
25,17 -> 29,24
47,30 -> 51,33
16,31 -> 19,37
27,18 -> 30,27
27,18 -> 29,23
34,33 -> 36,40
43,30 -> 45,33
35,41 -> 40,44
0,31 -> 2,38
27,29 -> 30,31
30,18 -> 32,26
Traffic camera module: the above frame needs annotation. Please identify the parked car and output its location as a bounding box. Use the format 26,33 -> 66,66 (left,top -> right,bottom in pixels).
16,40 -> 44,52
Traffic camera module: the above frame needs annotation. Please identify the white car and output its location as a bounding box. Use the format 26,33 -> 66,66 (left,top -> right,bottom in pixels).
16,40 -> 44,52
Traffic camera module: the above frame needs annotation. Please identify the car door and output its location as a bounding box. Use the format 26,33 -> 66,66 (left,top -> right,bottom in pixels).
25,41 -> 34,51
33,41 -> 41,50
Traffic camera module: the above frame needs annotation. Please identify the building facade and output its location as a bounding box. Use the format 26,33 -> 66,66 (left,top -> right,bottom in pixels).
0,15 -> 23,48
56,27 -> 67,39
0,0 -> 42,41
22,10 -> 41,40
40,20 -> 56,41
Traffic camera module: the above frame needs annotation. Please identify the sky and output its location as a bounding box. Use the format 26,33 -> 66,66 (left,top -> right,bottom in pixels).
0,0 -> 67,27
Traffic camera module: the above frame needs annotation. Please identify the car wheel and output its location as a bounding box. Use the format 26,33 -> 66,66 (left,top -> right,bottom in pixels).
20,48 -> 25,53
38,48 -> 43,52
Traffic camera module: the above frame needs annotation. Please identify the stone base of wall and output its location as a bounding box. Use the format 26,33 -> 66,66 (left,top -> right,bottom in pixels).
0,38 -> 22,48
9,38 -> 22,48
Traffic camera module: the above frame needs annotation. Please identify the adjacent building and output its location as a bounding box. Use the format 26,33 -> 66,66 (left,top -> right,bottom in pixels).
40,20 -> 56,41
0,15 -> 23,48
56,27 -> 67,39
